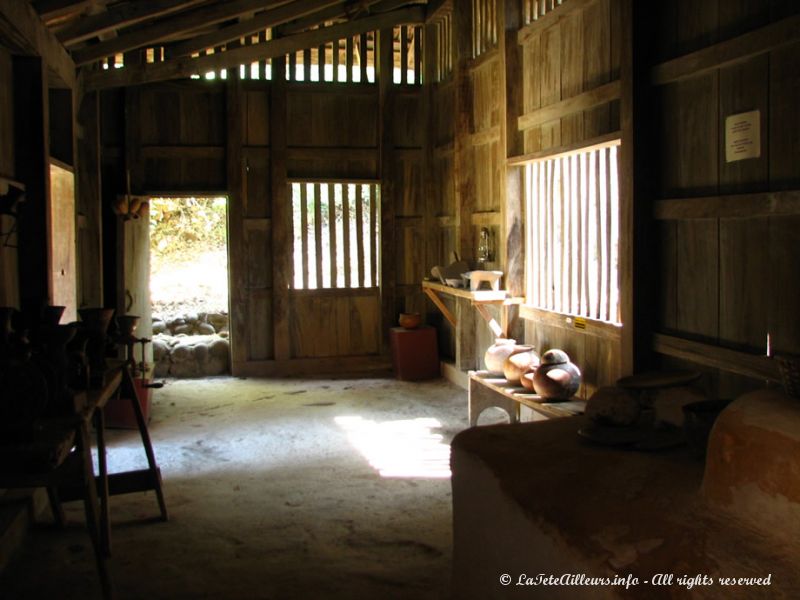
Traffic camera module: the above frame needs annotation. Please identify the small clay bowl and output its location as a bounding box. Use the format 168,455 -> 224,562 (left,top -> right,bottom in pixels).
398,312 -> 421,329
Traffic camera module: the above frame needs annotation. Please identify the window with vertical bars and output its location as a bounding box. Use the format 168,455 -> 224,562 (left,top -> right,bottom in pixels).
393,25 -> 423,84
291,182 -> 381,290
471,0 -> 497,58
433,13 -> 453,83
524,140 -> 621,324
286,30 -> 375,83
522,0 -> 566,25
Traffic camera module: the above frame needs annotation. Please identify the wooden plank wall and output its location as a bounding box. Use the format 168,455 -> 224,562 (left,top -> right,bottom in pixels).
652,0 -> 800,398
517,0 -> 623,398
0,47 -> 18,307
98,31 -> 428,376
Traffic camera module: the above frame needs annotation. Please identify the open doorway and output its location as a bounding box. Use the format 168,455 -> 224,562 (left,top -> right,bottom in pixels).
149,196 -> 231,377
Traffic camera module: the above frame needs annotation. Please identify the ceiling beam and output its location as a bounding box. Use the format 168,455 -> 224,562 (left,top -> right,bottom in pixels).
72,0 -> 294,66
168,0 -> 344,58
0,0 -> 76,87
83,5 -> 425,90
33,0 -> 96,22
57,0 -> 208,47
279,0 -> 425,35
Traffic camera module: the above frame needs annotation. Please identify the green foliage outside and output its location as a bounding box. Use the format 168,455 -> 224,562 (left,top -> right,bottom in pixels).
149,197 -> 229,318
150,197 -> 227,267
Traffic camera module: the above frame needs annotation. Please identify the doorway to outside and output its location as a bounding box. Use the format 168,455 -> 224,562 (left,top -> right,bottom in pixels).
148,196 -> 231,377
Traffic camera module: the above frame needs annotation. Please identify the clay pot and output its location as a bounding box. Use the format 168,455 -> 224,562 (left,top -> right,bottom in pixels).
116,314 -> 140,342
520,367 -> 537,391
502,347 -> 540,385
533,349 -> 581,399
41,305 -> 66,327
78,308 -> 115,381
483,338 -> 517,375
398,312 -> 421,329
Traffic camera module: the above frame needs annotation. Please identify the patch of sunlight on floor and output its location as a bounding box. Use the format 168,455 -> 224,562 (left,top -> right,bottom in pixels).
335,416 -> 452,479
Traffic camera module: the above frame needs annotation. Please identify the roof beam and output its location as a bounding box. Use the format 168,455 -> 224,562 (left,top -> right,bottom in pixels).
57,0 -> 208,47
72,0 -> 293,66
83,5 -> 425,90
168,0 -> 344,58
0,0 -> 76,87
33,0 -> 96,22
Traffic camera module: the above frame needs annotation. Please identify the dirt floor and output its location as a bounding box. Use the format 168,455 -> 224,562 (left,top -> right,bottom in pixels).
0,376 -> 503,600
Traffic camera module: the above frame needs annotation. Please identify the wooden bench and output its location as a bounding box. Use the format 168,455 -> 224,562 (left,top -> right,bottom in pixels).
468,370 -> 585,426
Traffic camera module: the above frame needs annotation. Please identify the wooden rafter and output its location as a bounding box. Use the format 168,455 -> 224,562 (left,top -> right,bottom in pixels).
57,0 -> 208,46
168,0 -> 345,58
0,0 -> 76,87
33,0 -> 97,21
83,5 -> 425,90
71,0 -> 294,66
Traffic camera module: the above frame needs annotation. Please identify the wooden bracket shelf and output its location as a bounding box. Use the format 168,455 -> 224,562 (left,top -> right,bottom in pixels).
422,280 -> 523,338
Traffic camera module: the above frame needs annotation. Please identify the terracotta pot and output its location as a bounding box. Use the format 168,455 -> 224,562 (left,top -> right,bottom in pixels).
520,367 -> 537,391
398,312 -> 421,329
42,306 -> 66,327
533,348 -> 581,399
502,348 -> 540,384
483,338 -> 517,375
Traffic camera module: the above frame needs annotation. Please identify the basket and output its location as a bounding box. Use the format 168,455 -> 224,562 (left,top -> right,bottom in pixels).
776,354 -> 800,399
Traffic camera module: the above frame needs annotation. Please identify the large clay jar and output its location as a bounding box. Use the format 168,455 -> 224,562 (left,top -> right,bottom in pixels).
502,347 -> 540,385
483,338 -> 517,375
533,348 -> 581,400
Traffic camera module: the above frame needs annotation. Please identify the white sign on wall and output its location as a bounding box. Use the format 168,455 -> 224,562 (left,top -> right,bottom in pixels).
725,110 -> 761,163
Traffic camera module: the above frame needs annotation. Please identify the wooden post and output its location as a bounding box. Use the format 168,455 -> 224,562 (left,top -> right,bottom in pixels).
378,27 -> 396,354
226,75 -> 247,371
13,56 -> 51,312
76,90 -> 104,308
271,54 -> 292,360
618,0 -> 635,375
454,0 -> 475,268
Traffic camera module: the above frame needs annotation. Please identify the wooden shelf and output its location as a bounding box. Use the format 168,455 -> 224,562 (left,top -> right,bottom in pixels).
422,280 -> 523,339
422,279 -> 517,303
469,370 -> 586,423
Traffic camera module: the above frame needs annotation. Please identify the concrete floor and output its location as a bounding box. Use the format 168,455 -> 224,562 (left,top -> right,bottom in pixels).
1,376 -> 499,600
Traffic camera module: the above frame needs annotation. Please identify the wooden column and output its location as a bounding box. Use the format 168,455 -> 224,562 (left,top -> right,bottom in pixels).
13,56 -> 50,312
271,55 -> 292,361
618,0 -> 635,375
227,75 -> 248,371
453,2 -> 475,268
76,90 -> 104,307
378,27 -> 395,354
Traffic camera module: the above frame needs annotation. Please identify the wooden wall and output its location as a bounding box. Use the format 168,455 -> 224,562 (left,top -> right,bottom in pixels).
424,0 -> 629,397
650,0 -> 800,397
516,0 -> 625,398
99,30 -> 428,376
0,47 -> 18,307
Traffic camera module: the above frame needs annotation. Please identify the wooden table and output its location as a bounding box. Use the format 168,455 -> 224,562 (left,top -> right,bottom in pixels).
0,361 -> 168,599
469,370 -> 585,426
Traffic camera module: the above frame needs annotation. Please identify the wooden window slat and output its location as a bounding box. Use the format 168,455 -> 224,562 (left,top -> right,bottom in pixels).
328,184 -> 338,287
314,183 -> 323,288
346,36 -> 354,83
300,184 -> 309,289
360,33 -> 368,83
332,39 -> 340,82
342,184 -> 352,287
356,186 -> 365,287
370,185 -> 378,287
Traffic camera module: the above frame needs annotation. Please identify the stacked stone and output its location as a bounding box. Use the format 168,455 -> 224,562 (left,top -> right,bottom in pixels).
151,311 -> 230,377
152,311 -> 229,337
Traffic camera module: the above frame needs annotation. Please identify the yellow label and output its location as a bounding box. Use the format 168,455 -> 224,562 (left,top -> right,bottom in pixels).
574,317 -> 587,330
